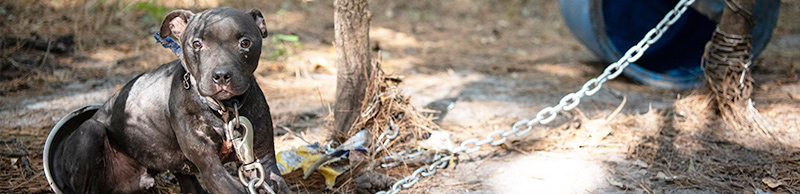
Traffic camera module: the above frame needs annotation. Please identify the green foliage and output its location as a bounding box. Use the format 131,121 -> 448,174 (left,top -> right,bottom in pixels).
130,0 -> 167,23
267,34 -> 302,61
272,34 -> 299,42
271,1 -> 292,15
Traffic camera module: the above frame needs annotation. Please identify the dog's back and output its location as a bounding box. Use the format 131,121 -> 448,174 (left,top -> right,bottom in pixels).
51,60 -> 184,193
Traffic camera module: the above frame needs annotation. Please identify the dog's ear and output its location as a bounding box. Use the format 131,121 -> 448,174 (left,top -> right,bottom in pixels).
248,9 -> 269,38
159,10 -> 194,40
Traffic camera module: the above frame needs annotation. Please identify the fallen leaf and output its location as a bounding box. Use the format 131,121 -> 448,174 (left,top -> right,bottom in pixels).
633,159 -> 648,168
10,158 -> 18,169
762,177 -> 783,188
607,177 -> 626,189
656,172 -> 667,179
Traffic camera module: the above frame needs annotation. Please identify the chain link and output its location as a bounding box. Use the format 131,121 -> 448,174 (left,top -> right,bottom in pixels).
247,177 -> 276,194
375,118 -> 400,154
362,85 -> 398,118
378,154 -> 450,194
378,147 -> 425,169
376,0 -> 695,193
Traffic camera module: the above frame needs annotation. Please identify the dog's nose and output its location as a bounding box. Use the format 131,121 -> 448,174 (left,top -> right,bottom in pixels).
212,67 -> 232,85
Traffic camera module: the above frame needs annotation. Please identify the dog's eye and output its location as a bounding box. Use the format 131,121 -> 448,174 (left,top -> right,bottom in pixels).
239,39 -> 251,49
192,41 -> 203,50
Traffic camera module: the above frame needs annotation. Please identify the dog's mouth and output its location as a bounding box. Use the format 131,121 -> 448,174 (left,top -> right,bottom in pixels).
199,90 -> 246,112
211,89 -> 236,100
207,83 -> 248,101
216,92 -> 246,108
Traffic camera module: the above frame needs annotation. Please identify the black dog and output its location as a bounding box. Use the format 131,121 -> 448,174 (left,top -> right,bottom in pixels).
50,7 -> 289,194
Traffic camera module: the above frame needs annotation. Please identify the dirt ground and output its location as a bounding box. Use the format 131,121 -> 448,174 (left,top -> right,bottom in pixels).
1,0 -> 800,193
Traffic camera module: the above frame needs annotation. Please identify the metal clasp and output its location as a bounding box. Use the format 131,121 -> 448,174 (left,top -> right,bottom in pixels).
227,116 -> 255,164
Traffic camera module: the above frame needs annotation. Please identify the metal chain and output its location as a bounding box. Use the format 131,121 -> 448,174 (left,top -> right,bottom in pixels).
378,147 -> 425,169
380,153 -> 451,193
376,0 -> 696,193
223,104 -> 269,193
362,84 -> 398,118
364,84 -> 418,167
376,119 -> 400,150
702,27 -> 753,98
248,177 -> 276,194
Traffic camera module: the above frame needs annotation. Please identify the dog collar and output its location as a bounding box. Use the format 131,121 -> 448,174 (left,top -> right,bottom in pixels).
184,72 -> 225,112
183,72 -> 245,118
154,31 -> 182,55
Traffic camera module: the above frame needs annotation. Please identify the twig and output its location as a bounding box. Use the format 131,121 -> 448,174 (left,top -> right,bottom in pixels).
277,125 -> 311,144
0,150 -> 28,157
502,144 -> 530,155
316,87 -> 333,116
39,37 -> 52,68
605,96 -> 627,121
635,178 -> 654,194
10,171 -> 44,190
574,107 -> 589,121
447,180 -> 482,187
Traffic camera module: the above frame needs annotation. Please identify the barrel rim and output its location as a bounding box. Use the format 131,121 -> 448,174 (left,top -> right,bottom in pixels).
43,104 -> 102,194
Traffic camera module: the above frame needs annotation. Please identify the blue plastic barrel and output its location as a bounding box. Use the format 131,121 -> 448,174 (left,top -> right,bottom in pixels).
559,0 -> 779,89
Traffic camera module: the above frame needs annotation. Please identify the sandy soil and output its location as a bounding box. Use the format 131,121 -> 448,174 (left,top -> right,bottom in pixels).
1,0 -> 799,193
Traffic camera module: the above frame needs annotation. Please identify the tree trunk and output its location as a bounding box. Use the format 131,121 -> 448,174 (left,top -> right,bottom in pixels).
332,0 -> 371,141
703,0 -> 756,104
717,0 -> 755,35
702,0 -> 767,132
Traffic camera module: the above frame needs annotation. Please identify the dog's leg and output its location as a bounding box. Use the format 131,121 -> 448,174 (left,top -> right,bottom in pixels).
103,138 -> 153,193
179,137 -> 246,193
170,114 -> 247,194
244,84 -> 291,194
53,119 -> 110,194
176,173 -> 209,194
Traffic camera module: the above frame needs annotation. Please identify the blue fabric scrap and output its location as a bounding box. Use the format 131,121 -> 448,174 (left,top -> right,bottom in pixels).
154,31 -> 182,55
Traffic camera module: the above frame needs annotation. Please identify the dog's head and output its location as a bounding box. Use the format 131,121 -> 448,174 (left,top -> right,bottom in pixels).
159,7 -> 268,101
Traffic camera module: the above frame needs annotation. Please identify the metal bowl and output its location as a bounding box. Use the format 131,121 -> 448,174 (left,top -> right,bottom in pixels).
43,105 -> 102,194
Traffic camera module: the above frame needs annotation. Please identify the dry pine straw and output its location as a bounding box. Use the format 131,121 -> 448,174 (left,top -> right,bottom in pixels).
632,93 -> 800,193
282,58 -> 441,192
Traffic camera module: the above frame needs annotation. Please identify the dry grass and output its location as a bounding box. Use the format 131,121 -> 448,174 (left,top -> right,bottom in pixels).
0,0 -> 149,95
351,56 -> 438,162
280,54 -> 442,193
1,0 -> 151,52
629,92 -> 800,193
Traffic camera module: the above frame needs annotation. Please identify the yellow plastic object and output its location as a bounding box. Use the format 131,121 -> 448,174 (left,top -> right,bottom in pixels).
275,145 -> 346,189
